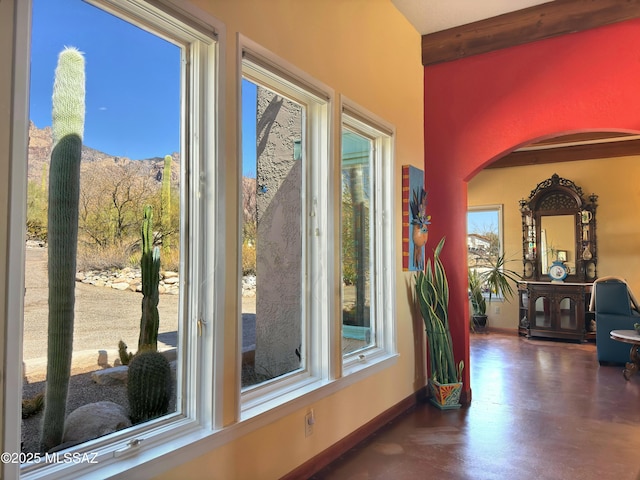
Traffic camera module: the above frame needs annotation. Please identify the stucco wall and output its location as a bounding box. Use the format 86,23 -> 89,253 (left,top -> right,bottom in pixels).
255,87 -> 303,378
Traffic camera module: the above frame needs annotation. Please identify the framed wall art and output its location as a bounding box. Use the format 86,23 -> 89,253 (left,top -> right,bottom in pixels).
402,165 -> 430,271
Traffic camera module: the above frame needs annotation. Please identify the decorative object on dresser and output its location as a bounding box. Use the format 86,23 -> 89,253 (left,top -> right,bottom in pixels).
517,174 -> 598,341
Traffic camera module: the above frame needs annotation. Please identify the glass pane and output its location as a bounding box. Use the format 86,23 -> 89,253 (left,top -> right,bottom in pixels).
559,297 -> 576,330
241,78 -> 304,388
24,0 -> 181,454
341,129 -> 373,355
534,297 -> 551,328
467,208 -> 500,296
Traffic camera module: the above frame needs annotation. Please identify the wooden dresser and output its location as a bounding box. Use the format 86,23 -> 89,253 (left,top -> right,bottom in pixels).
518,281 -> 594,342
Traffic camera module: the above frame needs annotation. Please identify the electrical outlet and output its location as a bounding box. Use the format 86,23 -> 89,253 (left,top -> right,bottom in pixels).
494,306 -> 500,314
305,410 -> 315,437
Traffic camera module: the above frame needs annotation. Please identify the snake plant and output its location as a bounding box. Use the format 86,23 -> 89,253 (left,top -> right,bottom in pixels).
415,237 -> 464,384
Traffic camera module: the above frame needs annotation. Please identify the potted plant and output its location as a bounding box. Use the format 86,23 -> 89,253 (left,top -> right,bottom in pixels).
481,253 -> 521,304
469,252 -> 522,331
415,237 -> 464,409
468,268 -> 487,330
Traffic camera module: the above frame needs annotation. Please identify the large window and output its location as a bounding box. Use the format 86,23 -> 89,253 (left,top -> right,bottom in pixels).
240,43 -> 330,411
8,1 -> 220,478
7,3 -> 400,477
239,47 -> 397,411
341,104 -> 396,370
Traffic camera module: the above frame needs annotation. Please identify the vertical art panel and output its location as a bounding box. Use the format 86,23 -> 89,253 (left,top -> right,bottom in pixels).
402,165 -> 429,271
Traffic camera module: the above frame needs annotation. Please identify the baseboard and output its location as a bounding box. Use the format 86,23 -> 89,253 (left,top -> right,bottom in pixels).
281,387 -> 428,480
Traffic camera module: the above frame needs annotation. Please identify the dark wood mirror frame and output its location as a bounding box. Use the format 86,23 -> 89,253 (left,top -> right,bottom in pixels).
519,173 -> 598,283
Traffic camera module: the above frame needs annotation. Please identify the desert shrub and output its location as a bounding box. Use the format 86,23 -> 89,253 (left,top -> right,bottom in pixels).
26,181 -> 48,241
22,392 -> 45,419
242,242 -> 256,276
77,242 -> 134,271
161,246 -> 180,272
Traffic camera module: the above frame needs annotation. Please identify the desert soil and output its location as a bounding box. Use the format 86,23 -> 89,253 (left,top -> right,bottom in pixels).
21,245 -> 258,454
23,246 -> 180,381
22,246 -> 181,453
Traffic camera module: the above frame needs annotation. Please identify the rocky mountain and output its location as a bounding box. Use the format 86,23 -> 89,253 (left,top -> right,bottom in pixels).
27,121 -> 181,186
28,122 -> 258,223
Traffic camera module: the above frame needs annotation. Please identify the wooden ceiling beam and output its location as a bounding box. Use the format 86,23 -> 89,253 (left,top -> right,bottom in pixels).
529,132 -> 636,147
487,138 -> 640,169
422,0 -> 640,66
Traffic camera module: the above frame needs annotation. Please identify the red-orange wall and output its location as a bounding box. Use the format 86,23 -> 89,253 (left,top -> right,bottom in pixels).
423,18 -> 640,398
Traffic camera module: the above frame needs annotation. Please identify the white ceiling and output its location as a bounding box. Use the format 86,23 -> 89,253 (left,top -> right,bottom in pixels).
391,0 -> 551,34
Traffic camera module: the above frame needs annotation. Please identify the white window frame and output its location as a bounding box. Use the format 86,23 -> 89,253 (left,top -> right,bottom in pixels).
6,1 -> 224,478
238,37 -> 332,417
6,3 -> 402,476
340,99 -> 397,375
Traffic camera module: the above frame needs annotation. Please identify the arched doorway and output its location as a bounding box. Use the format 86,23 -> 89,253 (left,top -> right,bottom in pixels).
423,18 -> 640,402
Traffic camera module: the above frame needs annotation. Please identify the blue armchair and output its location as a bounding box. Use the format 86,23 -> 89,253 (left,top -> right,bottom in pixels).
593,279 -> 640,365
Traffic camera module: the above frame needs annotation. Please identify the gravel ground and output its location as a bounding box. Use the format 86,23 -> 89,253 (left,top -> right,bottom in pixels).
21,246 -> 180,453
22,373 -> 130,453
21,245 -> 257,454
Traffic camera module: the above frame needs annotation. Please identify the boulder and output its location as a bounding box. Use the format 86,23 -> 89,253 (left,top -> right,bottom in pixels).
62,401 -> 131,445
97,350 -> 109,367
91,365 -> 129,385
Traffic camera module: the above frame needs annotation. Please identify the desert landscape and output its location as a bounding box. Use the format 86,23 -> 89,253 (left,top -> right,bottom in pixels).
21,244 -> 181,453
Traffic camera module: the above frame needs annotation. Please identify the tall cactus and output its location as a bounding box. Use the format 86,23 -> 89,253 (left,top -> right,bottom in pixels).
138,205 -> 161,351
127,350 -> 172,424
40,47 -> 85,452
161,154 -> 172,257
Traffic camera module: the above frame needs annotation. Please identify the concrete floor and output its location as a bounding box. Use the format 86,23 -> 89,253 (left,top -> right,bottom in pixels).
312,332 -> 640,480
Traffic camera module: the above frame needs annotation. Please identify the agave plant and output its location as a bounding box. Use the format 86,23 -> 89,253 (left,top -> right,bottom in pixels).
415,237 -> 464,385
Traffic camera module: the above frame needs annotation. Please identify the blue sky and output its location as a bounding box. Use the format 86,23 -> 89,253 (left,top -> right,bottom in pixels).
30,0 -> 180,160
31,0 -> 257,176
468,210 -> 498,235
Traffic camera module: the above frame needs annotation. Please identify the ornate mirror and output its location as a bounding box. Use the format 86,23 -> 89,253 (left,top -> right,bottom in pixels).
519,174 -> 598,283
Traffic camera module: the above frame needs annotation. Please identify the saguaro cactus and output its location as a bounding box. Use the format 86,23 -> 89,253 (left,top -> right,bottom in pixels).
138,205 -> 161,351
161,154 -> 172,257
127,350 -> 172,424
40,47 -> 85,452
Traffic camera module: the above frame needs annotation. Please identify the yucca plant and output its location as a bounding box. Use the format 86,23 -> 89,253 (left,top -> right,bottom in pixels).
480,253 -> 521,304
415,237 -> 464,385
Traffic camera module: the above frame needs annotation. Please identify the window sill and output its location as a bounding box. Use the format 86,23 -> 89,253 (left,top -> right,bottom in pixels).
127,353 -> 398,478
21,352 -> 398,479
240,352 -> 398,423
